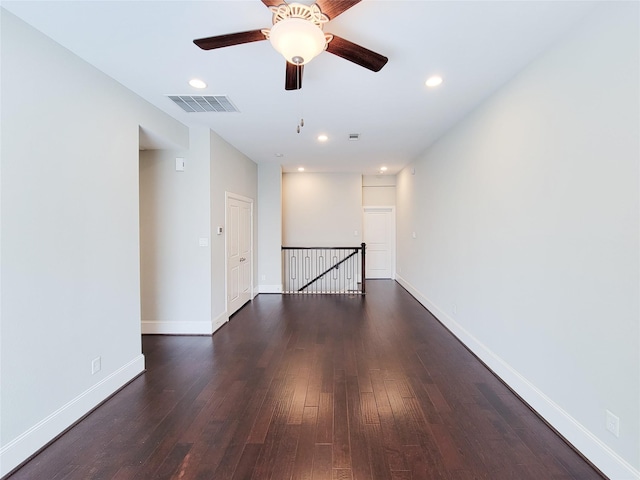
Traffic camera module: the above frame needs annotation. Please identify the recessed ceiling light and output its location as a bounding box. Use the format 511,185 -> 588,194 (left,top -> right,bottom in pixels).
274,153 -> 284,157
317,134 -> 328,142
298,167 -> 305,172
425,75 -> 443,87
380,166 -> 388,172
189,78 -> 207,89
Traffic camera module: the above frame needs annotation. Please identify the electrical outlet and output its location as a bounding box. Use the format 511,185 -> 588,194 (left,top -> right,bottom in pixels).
91,356 -> 101,375
606,410 -> 620,437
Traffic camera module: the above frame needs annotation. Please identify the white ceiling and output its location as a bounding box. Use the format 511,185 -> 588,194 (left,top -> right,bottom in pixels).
2,0 -> 599,174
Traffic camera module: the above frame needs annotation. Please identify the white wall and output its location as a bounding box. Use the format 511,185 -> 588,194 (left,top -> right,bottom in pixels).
282,173 -> 363,246
0,10 -> 188,476
363,174 -> 396,207
257,164 -> 283,293
396,3 -> 639,479
139,127 -> 256,333
139,128 -> 212,334
209,131 -> 258,324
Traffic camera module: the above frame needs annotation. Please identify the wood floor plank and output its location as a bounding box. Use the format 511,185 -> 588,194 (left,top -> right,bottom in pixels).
110,465 -> 140,480
6,282 -> 605,480
344,373 -> 374,480
312,444 -> 333,480
211,380 -> 247,421
178,383 -> 227,443
269,424 -> 301,480
364,423 -> 392,480
332,369 -> 351,469
190,419 -> 237,478
205,382 -> 274,479
316,392 -> 334,445
429,421 -> 467,471
360,392 -> 380,425
292,406 -> 318,480
333,468 -> 353,480
249,373 -> 296,479
246,378 -> 285,444
390,471 -> 411,480
424,383 -> 453,414
153,442 -> 193,479
305,346 -> 323,407
167,428 -> 217,480
230,444 -> 262,480
403,444 -> 447,480
288,370 -> 311,424
369,370 -> 407,472
120,374 -> 221,475
385,379 -> 419,446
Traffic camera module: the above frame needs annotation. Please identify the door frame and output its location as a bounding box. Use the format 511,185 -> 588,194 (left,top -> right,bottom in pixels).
363,206 -> 396,280
225,192 -> 254,317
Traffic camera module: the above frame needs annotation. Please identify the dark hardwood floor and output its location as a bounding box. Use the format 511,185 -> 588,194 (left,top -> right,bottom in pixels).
7,280 -> 605,480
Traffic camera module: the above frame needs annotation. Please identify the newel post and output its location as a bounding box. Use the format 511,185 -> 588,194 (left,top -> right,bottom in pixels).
361,242 -> 366,295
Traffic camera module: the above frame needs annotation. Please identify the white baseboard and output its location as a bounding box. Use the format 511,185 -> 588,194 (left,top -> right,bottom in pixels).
211,311 -> 228,333
142,312 -> 230,335
258,284 -> 283,294
141,320 -> 213,335
0,354 -> 145,478
395,274 -> 639,480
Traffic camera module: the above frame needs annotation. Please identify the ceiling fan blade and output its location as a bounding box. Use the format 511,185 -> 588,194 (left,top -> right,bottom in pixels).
193,30 -> 266,50
326,35 -> 388,72
261,0 -> 282,7
285,62 -> 304,90
315,0 -> 361,20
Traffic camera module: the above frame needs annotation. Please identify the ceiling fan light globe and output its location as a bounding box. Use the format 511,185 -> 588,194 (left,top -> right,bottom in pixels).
269,17 -> 326,65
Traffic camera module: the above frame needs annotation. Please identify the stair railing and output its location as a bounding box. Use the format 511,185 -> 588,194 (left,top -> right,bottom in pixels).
282,243 -> 366,295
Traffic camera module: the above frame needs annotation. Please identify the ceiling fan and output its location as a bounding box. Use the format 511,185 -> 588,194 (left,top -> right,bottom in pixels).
193,0 -> 388,91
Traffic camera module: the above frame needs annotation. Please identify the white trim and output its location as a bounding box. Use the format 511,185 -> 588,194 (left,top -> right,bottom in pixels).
0,355 -> 145,478
141,311 -> 229,335
258,284 -> 283,294
141,320 -> 213,335
363,206 -> 395,211
395,274 -> 640,480
212,311 -> 228,333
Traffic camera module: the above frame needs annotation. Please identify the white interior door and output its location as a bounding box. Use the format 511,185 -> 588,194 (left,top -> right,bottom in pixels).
363,207 -> 395,279
227,194 -> 253,317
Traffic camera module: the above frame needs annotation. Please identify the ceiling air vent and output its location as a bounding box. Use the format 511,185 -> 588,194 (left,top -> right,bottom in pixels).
167,95 -> 239,113
348,133 -> 360,141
